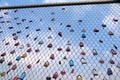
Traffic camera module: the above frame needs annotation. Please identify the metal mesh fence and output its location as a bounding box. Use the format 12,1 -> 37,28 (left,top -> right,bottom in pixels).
0,1 -> 120,80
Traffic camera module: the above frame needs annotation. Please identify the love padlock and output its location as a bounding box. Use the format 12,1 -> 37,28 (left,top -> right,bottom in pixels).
50,54 -> 55,60
76,75 -> 83,80
27,64 -> 31,69
60,70 -> 66,75
53,72 -> 58,79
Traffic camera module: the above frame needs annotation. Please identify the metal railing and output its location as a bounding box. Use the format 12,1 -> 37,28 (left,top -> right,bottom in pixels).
0,0 -> 120,80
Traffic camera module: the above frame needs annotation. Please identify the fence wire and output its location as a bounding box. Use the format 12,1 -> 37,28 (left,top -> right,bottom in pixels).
0,2 -> 120,80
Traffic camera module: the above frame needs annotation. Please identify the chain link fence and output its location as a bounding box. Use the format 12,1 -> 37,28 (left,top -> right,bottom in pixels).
0,1 -> 120,80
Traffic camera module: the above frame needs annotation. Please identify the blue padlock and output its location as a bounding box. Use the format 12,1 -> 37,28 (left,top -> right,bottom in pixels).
16,56 -> 21,61
18,72 -> 26,80
69,60 -> 74,67
81,33 -> 86,39
107,68 -> 113,76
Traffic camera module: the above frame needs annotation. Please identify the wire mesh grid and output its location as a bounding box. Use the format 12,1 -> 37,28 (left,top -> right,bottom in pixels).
0,2 -> 120,80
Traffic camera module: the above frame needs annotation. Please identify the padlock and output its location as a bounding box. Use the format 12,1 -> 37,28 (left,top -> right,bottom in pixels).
66,47 -> 70,52
59,61 -> 61,64
27,64 -> 31,69
117,62 -> 120,68
69,60 -> 74,67
21,53 -> 27,58
80,51 -> 86,56
1,52 -> 6,57
11,64 -> 17,70
38,41 -> 44,45
7,61 -> 12,66
46,76 -> 51,80
13,35 -> 18,40
47,43 -> 52,48
57,47 -> 62,51
107,68 -> 113,76
93,28 -> 99,33
50,54 -> 55,60
35,49 -> 40,52
80,58 -> 87,64
60,70 -> 66,75
108,31 -> 114,36
93,49 -> 98,56
44,61 -> 49,67
53,72 -> 58,79
36,59 -> 40,64
63,56 -> 67,60
111,49 -> 117,55
0,58 -> 5,64
71,69 -> 74,73
109,59 -> 115,64
66,41 -> 71,45
10,50 -> 15,54
113,44 -> 117,49
18,72 -> 26,80
79,42 -> 84,47
13,75 -> 19,80
58,32 -> 62,37
81,33 -> 86,39
27,48 -> 32,52
92,69 -> 98,77
7,69 -> 11,74
99,59 -> 104,64
14,41 -> 19,46
0,72 -> 5,77
19,45 -> 24,49
34,36 -> 38,41
16,56 -> 21,61
76,75 -> 82,80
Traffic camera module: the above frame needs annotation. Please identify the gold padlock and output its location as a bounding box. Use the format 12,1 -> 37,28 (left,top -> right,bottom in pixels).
76,75 -> 82,80
44,61 -> 49,67
0,72 -> 5,77
21,53 -> 27,58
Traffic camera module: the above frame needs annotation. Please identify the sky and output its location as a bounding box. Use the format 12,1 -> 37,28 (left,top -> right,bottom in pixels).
0,0 -> 113,6
0,0 -> 120,80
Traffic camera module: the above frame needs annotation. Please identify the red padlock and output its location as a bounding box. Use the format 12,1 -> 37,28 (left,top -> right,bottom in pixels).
109,59 -> 115,64
61,70 -> 66,75
27,48 -> 32,52
99,59 -> 104,64
53,72 -> 58,79
71,69 -> 74,73
79,42 -> 84,47
11,64 -> 17,70
57,47 -> 62,51
13,75 -> 18,80
81,51 -> 86,56
50,54 -> 55,60
27,64 -> 31,69
111,49 -> 117,55
10,50 -> 15,54
13,36 -> 18,40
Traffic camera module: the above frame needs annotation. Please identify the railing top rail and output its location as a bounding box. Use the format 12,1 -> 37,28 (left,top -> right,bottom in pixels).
0,0 -> 119,10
